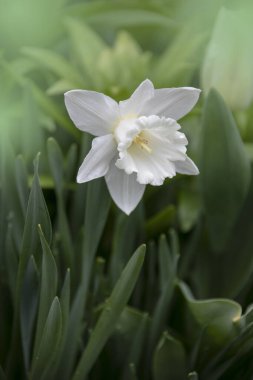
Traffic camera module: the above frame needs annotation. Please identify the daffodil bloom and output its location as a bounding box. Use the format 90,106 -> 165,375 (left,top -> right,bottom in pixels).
64,79 -> 200,214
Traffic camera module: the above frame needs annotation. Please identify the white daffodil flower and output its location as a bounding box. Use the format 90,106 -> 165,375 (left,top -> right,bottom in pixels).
64,79 -> 200,215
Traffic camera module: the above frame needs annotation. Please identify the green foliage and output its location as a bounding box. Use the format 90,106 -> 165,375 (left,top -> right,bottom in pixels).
200,89 -> 251,251
1,1 -> 253,379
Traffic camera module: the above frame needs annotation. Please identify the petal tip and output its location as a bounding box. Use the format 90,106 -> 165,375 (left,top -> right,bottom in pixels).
142,78 -> 154,87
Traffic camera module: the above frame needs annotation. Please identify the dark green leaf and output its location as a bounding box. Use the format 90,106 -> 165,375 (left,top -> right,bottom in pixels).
0,366 -> 6,380
17,154 -> 52,302
72,245 -> 146,380
20,256 -> 39,373
110,207 -> 144,286
47,138 -> 74,270
200,89 -> 251,251
59,269 -> 70,335
145,205 -> 176,238
15,155 -> 29,218
33,226 -> 57,357
5,223 -> 18,302
47,138 -> 64,195
178,282 -> 242,351
158,234 -> 171,291
188,372 -> 198,379
153,332 -> 187,380
81,178 -> 111,287
31,297 -> 62,380
122,312 -> 149,380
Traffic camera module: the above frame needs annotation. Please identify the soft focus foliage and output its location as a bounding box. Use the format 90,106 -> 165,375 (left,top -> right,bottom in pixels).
1,0 -> 253,379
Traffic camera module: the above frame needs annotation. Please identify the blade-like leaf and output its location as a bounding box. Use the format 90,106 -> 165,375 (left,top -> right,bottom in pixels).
31,297 -> 62,380
158,234 -> 171,291
20,256 -> 39,373
72,245 -> 146,380
17,154 -> 52,301
110,207 -> 144,286
33,226 -> 57,357
47,137 -> 64,195
200,89 -> 251,251
54,178 -> 110,380
0,366 -> 6,380
122,312 -> 149,380
47,138 -> 74,270
188,372 -> 198,379
153,332 -> 187,380
15,155 -> 29,218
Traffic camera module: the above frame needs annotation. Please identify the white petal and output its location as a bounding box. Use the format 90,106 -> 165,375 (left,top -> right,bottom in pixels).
174,156 -> 199,175
64,90 -> 120,136
142,87 -> 201,120
77,134 -> 117,183
119,79 -> 154,117
105,163 -> 145,215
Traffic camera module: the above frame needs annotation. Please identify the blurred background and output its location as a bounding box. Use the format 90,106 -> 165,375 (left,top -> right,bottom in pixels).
1,0 -> 252,160
1,0 -> 253,379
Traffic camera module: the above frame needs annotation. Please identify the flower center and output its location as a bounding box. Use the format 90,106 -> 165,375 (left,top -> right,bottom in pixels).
133,133 -> 152,153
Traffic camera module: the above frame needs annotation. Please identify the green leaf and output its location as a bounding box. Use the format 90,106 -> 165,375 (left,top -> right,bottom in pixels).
145,205 -> 176,238
200,89 -> 251,251
158,234 -> 171,291
15,155 -> 29,218
51,176 -> 109,376
154,25 -> 206,86
53,139 -> 102,379
110,207 -> 144,286
65,18 -> 106,87
200,321 -> 253,380
5,223 -> 18,302
20,256 -> 39,373
0,366 -> 6,380
47,137 -> 64,195
33,226 -> 58,357
31,297 -> 62,380
127,363 -> 138,380
46,79 -> 76,96
188,372 -> 198,380
22,47 -> 82,86
148,231 -> 179,352
29,81 -> 79,138
48,269 -> 71,377
177,282 -> 242,352
66,2 -> 175,29
153,332 -> 187,380
21,85 -> 43,160
55,283 -> 87,380
122,312 -> 149,380
147,232 -> 179,355
17,154 -> 52,301
178,189 -> 200,232
47,138 -> 74,270
65,143 -> 78,184
82,178 -> 111,281
59,269 -> 70,335
72,245 -> 146,380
